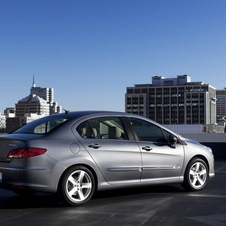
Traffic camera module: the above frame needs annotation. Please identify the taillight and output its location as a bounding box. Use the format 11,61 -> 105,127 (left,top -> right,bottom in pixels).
7,147 -> 47,159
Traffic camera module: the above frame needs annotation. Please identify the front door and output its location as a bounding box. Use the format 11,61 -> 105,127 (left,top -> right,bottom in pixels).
127,117 -> 184,182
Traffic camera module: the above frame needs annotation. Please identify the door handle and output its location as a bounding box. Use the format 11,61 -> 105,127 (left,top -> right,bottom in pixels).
88,143 -> 101,149
142,146 -> 153,151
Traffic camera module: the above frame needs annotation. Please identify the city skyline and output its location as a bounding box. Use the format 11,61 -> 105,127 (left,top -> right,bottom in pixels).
1,0 -> 226,113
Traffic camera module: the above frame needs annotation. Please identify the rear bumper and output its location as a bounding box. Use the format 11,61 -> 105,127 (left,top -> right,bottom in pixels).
0,165 -> 59,193
0,166 -> 49,190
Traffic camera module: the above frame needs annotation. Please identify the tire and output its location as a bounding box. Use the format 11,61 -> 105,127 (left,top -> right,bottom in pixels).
59,166 -> 95,206
182,158 -> 209,191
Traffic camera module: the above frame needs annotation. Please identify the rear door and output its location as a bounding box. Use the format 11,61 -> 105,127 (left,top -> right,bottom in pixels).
73,116 -> 142,184
127,117 -> 184,182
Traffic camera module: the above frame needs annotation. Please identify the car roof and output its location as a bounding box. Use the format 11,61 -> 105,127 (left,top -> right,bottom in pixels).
56,110 -> 131,118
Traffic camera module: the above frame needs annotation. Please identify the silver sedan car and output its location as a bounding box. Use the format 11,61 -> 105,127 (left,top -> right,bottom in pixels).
0,111 -> 215,206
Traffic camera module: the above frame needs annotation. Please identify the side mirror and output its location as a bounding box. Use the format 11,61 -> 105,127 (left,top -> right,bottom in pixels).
169,135 -> 177,148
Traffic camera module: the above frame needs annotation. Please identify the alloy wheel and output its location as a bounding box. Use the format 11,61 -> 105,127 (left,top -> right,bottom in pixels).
189,161 -> 207,189
66,169 -> 92,202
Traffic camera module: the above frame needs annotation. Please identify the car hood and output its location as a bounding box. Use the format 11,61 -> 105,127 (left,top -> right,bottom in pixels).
179,135 -> 201,145
178,135 -> 213,154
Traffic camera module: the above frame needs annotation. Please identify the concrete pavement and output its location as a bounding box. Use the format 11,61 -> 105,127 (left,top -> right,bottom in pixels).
0,161 -> 225,226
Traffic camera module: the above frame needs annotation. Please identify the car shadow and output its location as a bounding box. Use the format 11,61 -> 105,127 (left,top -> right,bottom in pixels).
0,184 -> 185,209
0,191 -> 61,209
93,184 -> 183,199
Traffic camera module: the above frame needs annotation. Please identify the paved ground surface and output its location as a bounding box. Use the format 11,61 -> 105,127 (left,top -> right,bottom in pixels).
0,161 -> 225,226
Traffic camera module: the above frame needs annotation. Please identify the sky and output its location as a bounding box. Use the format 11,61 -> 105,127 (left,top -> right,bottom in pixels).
1,0 -> 226,113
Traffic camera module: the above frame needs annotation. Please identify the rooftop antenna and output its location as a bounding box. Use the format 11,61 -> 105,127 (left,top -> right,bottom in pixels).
32,75 -> 36,87
63,108 -> 70,114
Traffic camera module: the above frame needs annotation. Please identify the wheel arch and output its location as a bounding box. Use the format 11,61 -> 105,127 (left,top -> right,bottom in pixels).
188,155 -> 210,172
57,163 -> 98,193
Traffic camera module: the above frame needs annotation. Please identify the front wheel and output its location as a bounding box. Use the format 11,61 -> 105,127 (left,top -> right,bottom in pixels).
182,158 -> 208,191
59,166 -> 95,206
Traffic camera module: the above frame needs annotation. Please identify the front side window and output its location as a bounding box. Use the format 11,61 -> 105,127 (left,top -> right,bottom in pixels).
77,117 -> 128,140
128,117 -> 167,142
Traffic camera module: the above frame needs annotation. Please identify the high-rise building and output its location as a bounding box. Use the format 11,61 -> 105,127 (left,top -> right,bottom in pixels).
216,88 -> 226,121
126,75 -> 216,125
30,76 -> 62,114
30,76 -> 54,104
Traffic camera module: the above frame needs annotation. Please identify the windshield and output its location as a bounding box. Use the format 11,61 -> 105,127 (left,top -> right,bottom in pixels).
13,115 -> 71,134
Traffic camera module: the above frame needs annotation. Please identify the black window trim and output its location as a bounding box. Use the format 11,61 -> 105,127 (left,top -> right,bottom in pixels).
120,117 -> 136,141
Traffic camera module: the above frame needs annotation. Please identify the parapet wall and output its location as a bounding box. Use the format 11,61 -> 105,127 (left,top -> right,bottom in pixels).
181,133 -> 226,161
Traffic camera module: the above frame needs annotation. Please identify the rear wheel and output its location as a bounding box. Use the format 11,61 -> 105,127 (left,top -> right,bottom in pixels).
59,166 -> 95,206
182,158 -> 208,191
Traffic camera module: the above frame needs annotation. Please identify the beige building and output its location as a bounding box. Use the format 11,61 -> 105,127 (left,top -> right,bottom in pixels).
15,94 -> 50,117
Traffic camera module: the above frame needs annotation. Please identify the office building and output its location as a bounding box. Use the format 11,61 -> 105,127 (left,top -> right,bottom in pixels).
5,78 -> 62,132
216,88 -> 226,121
15,94 -> 50,117
0,114 -> 6,133
20,78 -> 62,115
126,75 -> 216,125
30,77 -> 54,104
30,77 -> 62,114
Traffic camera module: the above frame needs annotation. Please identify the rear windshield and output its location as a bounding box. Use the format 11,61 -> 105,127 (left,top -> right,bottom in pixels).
13,115 -> 71,134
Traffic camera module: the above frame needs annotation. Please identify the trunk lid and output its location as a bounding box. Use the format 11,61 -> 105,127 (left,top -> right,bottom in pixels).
0,134 -> 42,162
0,137 -> 21,162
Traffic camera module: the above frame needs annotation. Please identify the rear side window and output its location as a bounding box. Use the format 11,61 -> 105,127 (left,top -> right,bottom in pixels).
14,117 -> 69,134
77,117 -> 128,140
34,118 -> 68,134
128,117 -> 167,142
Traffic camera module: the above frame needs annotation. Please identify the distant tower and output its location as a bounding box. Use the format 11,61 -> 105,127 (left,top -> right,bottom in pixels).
30,76 -> 54,104
29,76 -> 62,114
32,75 -> 36,88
